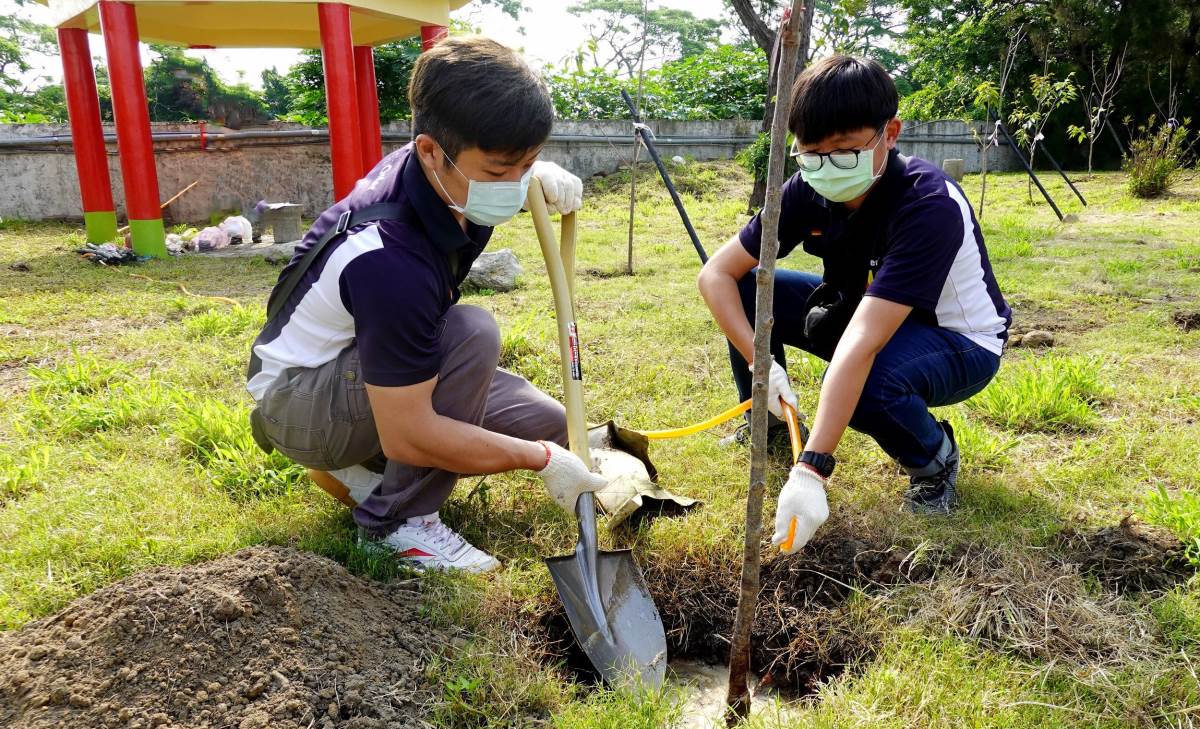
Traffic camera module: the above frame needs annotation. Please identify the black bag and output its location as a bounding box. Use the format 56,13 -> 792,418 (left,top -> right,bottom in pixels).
803,282 -> 857,355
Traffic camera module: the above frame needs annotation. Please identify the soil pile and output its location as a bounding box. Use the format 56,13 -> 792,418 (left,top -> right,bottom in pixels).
0,547 -> 450,729
1057,516 -> 1194,593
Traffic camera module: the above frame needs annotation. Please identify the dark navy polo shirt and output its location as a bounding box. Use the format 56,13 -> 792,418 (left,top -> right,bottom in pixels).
247,143 -> 492,399
738,149 -> 1011,354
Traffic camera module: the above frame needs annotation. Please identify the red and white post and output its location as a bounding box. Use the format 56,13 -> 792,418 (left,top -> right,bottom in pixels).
58,27 -> 118,244
98,0 -> 166,258
318,3 -> 363,200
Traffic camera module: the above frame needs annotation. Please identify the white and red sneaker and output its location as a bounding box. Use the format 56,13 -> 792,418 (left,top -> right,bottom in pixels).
374,514 -> 500,573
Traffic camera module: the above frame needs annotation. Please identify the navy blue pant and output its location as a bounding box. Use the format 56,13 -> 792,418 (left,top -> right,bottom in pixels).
730,269 -> 1000,470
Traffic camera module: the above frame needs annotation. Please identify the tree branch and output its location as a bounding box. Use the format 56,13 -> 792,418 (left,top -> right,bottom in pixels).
729,0 -> 777,55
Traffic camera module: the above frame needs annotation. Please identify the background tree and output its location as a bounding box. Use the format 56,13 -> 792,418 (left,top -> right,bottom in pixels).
0,12 -> 65,122
1009,62 -> 1078,202
283,35 -> 422,125
567,0 -> 721,76
260,67 -> 291,119
1068,45 -> 1125,176
142,44 -> 269,127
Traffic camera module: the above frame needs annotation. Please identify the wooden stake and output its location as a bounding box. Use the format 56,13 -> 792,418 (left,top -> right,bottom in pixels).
724,2 -> 807,725
117,180 -> 200,235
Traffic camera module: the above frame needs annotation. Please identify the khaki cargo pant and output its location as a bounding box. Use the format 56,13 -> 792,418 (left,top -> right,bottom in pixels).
251,304 -> 567,536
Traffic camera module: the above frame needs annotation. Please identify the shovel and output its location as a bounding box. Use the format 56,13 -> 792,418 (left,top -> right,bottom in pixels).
526,179 -> 668,689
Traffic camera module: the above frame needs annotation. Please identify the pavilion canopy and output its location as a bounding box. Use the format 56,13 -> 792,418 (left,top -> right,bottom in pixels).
41,0 -> 470,48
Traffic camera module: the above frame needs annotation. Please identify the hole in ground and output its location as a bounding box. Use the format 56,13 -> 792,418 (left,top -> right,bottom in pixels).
526,517 -> 1196,696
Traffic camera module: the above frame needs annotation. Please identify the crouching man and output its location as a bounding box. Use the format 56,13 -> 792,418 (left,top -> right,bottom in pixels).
697,55 -> 1011,553
246,36 -> 603,573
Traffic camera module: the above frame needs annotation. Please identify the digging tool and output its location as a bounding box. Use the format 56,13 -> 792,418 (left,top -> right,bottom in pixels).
527,178 -> 668,689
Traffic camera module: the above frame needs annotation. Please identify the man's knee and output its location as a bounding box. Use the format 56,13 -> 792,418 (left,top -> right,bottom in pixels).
444,305 -> 501,372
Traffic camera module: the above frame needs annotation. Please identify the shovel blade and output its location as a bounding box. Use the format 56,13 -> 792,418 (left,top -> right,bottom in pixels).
546,548 -> 667,689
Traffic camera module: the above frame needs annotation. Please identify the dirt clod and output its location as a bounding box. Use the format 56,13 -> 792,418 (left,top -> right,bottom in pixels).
0,547 -> 450,729
1056,516 -> 1193,593
1172,310 -> 1200,332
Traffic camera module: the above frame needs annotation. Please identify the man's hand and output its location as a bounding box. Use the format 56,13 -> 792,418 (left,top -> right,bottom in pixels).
749,359 -> 798,419
772,464 -> 829,554
531,161 -> 583,215
535,441 -> 607,513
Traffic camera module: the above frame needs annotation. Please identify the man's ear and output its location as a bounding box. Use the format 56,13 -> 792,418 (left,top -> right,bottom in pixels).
884,117 -> 902,150
414,133 -> 442,167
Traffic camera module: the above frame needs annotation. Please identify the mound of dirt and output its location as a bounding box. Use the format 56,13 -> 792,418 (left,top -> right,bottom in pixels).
1056,516 -> 1194,593
0,547 -> 451,729
1172,310 -> 1200,332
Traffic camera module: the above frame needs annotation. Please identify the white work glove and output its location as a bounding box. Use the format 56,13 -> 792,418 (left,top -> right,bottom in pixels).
749,359 -> 798,419
531,160 -> 583,215
535,440 -> 607,513
772,464 -> 829,554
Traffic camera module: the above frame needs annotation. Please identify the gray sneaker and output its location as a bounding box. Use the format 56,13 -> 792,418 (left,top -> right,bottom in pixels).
903,421 -> 959,515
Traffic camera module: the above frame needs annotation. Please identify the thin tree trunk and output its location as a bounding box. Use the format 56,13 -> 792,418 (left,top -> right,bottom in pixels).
978,133 -> 990,218
748,5 -> 812,212
724,2 -> 807,725
625,0 -> 649,276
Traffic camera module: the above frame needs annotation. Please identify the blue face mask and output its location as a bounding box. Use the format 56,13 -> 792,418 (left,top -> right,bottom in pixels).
432,149 -> 532,227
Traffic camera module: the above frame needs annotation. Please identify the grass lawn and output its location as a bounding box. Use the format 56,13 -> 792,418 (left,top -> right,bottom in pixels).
2,161 -> 1199,727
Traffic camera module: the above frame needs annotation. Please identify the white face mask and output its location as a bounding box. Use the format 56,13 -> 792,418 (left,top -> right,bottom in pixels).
431,148 -> 532,227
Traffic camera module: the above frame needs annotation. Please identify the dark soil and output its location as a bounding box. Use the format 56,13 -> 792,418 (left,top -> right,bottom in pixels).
534,521 -> 934,695
1172,310 -> 1200,332
1056,516 -> 1194,593
0,547 -> 450,729
531,516 -> 1195,695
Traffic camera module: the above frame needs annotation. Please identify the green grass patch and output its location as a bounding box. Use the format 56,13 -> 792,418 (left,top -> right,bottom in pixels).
968,354 -> 1108,432
1145,485 -> 1200,567
172,395 -> 306,500
182,304 -> 264,339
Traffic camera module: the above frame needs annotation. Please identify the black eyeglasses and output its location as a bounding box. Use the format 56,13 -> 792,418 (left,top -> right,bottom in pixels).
789,126 -> 886,172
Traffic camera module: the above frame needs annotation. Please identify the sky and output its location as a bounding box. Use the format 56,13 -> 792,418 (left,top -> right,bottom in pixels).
4,0 -> 734,91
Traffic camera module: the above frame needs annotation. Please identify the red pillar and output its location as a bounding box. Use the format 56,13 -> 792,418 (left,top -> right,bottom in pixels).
98,0 -> 166,258
420,25 -> 447,51
58,27 -> 118,244
318,3 -> 363,200
354,45 -> 383,172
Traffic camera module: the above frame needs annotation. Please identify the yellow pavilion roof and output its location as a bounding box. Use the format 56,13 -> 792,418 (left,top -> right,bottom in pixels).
45,0 -> 471,48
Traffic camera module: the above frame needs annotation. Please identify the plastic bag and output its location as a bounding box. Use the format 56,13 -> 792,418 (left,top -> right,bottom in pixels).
192,226 -> 231,253
220,215 -> 253,246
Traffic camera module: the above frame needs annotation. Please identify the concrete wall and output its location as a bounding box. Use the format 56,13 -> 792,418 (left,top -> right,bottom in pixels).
0,119 -> 1019,223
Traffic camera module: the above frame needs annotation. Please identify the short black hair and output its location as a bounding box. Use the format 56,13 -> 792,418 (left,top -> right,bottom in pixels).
788,55 -> 898,145
408,35 -> 554,160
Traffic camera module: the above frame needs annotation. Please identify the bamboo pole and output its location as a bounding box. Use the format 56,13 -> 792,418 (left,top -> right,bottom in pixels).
724,2 -> 806,724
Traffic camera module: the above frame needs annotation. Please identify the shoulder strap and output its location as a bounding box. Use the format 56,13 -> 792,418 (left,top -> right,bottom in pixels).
264,202 -> 407,323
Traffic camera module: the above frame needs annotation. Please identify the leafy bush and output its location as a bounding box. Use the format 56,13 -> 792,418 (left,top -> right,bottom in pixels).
968,354 -> 1108,432
736,131 -> 798,184
1124,116 -> 1192,198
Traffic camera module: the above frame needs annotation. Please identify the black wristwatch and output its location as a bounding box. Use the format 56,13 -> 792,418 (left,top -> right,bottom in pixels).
799,450 -> 836,479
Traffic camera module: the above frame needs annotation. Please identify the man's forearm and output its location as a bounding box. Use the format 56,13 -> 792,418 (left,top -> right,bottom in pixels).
699,269 -> 755,362
805,341 -> 876,454
389,416 -> 546,475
